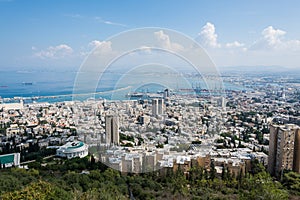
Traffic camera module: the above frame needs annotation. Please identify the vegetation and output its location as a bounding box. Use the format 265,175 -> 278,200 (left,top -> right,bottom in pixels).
0,157 -> 297,200
282,171 -> 300,196
191,140 -> 202,144
120,133 -> 134,142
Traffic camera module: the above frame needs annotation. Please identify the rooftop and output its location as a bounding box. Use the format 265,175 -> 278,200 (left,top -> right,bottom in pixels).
57,141 -> 88,153
67,141 -> 84,149
0,154 -> 15,164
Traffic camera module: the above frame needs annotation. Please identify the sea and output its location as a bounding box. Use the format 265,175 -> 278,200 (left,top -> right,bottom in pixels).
0,70 -> 248,103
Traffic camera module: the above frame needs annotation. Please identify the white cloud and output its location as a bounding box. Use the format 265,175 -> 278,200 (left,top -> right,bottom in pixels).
89,40 -> 105,48
285,39 -> 300,51
196,23 -> 300,68
154,30 -> 183,51
65,14 -> 126,27
250,26 -> 286,50
139,46 -> 153,54
198,22 -> 221,48
88,40 -> 113,54
126,46 -> 153,57
261,26 -> 286,49
94,17 -> 127,27
198,22 -> 245,52
225,41 -> 244,48
104,20 -> 126,27
78,40 -> 115,58
250,26 -> 300,51
34,44 -> 73,59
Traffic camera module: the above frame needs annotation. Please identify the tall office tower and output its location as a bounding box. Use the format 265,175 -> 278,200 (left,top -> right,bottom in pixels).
152,99 -> 164,116
268,124 -> 300,176
152,99 -> 158,116
217,97 -> 226,109
105,115 -> 119,145
163,89 -> 169,99
158,99 -> 164,115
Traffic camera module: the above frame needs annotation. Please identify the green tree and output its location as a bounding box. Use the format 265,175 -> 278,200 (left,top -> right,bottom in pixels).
239,171 -> 288,200
210,160 -> 216,180
282,171 -> 300,195
1,180 -> 72,200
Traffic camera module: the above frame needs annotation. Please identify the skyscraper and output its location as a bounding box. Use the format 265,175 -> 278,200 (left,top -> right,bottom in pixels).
217,97 -> 226,109
152,99 -> 158,116
158,99 -> 164,115
268,124 -> 300,176
152,98 -> 164,116
105,115 -> 119,145
163,89 -> 169,99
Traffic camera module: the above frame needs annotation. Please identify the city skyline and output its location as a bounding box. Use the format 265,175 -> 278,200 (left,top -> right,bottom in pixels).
0,0 -> 300,70
1,1 -> 300,199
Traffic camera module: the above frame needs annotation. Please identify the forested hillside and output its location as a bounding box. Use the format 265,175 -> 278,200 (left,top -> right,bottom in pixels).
0,157 -> 299,200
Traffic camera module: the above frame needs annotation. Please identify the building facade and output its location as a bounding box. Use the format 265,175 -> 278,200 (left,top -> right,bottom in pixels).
105,115 -> 119,145
56,141 -> 89,159
0,153 -> 20,168
268,124 -> 300,176
152,99 -> 164,116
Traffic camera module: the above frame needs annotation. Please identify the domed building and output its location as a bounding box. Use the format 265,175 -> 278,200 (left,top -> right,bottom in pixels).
56,141 -> 88,159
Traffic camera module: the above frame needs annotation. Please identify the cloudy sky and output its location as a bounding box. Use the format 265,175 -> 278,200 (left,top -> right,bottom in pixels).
1,0 -> 300,70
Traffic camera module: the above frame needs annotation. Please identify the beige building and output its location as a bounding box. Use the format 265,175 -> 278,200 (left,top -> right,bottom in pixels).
105,115 -> 119,145
268,124 -> 300,176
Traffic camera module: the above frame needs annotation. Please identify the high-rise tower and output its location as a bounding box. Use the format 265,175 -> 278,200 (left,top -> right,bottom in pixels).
268,124 -> 300,176
105,115 -> 119,145
152,99 -> 164,116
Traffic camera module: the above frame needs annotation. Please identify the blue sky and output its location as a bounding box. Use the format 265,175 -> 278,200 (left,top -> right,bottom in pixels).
1,0 -> 300,70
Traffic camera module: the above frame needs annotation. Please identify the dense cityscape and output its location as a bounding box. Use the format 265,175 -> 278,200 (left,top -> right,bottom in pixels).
1,1 -> 300,199
0,70 -> 300,199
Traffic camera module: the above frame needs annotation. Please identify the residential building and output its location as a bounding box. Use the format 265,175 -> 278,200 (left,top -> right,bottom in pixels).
105,115 -> 119,145
268,124 -> 300,176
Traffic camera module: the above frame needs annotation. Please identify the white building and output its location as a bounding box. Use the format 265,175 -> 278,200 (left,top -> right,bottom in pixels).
217,97 -> 226,109
56,141 -> 88,159
0,102 -> 24,111
0,153 -> 20,168
152,99 -> 164,116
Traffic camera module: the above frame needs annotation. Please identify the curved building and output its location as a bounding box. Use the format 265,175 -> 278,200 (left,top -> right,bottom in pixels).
56,141 -> 88,159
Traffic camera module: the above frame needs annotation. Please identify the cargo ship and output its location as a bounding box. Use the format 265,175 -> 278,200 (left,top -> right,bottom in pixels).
22,82 -> 33,85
